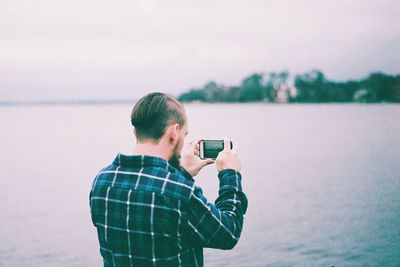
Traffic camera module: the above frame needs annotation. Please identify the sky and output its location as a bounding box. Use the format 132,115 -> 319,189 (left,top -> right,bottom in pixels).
1,0 -> 399,102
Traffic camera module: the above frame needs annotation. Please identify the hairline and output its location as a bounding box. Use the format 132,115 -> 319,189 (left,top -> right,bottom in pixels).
134,94 -> 187,143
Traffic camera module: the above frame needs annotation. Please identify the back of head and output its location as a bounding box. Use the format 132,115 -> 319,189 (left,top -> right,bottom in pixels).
131,92 -> 186,143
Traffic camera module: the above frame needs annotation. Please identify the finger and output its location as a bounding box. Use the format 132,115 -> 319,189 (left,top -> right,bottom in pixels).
205,158 -> 215,164
222,137 -> 231,151
202,158 -> 215,166
190,138 -> 202,150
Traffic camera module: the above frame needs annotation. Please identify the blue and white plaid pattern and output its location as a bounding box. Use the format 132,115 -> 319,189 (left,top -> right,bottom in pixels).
90,153 -> 248,267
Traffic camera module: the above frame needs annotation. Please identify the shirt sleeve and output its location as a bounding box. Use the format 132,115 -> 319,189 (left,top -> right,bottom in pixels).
185,169 -> 248,250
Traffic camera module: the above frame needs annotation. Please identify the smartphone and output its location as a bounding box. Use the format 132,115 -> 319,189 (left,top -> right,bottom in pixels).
199,139 -> 233,160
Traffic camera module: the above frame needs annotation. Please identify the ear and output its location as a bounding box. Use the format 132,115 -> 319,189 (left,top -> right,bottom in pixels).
166,123 -> 180,144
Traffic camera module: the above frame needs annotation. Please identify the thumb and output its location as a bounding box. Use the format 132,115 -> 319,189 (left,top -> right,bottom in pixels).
190,138 -> 202,150
201,158 -> 215,167
222,137 -> 231,151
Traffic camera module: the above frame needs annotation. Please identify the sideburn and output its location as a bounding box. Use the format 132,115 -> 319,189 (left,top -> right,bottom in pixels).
168,142 -> 181,169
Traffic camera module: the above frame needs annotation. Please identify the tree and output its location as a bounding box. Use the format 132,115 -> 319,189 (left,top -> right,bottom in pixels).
294,70 -> 326,102
361,72 -> 398,102
178,88 -> 206,102
239,73 -> 265,102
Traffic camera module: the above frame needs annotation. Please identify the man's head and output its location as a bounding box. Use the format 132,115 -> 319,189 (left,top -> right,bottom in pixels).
131,92 -> 188,167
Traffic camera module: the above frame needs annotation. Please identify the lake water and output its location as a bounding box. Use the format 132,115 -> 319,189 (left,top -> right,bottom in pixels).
0,103 -> 399,266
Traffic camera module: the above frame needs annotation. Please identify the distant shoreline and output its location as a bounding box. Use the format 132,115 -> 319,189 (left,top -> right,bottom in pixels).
177,71 -> 400,103
1,100 -> 398,107
0,99 -> 137,106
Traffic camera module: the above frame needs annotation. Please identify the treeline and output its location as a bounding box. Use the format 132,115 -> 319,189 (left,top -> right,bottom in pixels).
177,70 -> 400,103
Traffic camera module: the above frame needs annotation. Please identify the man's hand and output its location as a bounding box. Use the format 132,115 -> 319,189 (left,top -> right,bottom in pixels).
216,138 -> 241,172
181,139 -> 214,177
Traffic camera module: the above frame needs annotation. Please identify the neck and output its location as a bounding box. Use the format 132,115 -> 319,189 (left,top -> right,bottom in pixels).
134,141 -> 170,161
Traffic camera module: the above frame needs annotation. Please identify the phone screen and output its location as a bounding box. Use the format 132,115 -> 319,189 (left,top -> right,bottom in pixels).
200,140 -> 233,159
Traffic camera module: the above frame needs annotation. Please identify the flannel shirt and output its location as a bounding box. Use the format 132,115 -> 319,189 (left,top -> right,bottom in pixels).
90,153 -> 248,267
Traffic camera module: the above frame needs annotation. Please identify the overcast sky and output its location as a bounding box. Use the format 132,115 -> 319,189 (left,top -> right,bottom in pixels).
1,0 -> 399,101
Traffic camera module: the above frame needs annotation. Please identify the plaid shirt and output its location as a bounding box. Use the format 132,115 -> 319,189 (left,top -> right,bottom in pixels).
90,153 -> 248,267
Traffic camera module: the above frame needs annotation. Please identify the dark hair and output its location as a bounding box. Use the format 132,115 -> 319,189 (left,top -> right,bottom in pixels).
131,92 -> 186,142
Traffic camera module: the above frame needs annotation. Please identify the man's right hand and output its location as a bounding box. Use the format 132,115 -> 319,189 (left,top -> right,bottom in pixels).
216,138 -> 241,172
181,138 -> 214,177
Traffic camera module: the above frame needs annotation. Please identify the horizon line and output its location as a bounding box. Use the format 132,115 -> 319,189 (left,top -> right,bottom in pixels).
0,99 -> 139,106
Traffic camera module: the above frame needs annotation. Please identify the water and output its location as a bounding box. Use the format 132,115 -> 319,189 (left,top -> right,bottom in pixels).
0,103 -> 399,266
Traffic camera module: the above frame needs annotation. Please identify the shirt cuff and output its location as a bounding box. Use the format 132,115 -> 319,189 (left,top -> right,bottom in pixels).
218,169 -> 242,190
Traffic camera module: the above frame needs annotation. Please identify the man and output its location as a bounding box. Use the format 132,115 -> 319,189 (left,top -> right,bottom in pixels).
90,92 -> 248,266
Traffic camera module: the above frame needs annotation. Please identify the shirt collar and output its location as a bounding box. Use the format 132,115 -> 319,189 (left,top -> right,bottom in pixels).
112,153 -> 180,173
